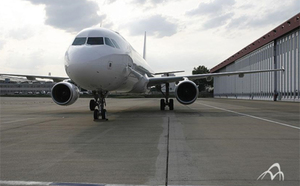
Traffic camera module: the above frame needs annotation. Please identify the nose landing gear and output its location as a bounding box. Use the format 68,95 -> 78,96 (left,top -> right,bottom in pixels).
90,91 -> 108,120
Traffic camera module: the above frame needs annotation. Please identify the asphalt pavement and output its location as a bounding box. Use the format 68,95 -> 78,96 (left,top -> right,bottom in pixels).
0,97 -> 299,186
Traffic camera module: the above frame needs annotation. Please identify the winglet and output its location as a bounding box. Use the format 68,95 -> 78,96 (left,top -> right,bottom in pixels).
143,31 -> 146,60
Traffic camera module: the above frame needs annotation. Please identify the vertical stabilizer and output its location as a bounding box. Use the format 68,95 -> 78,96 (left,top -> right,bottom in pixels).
143,31 -> 146,60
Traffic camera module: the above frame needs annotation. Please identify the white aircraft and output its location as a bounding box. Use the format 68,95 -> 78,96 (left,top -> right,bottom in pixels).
1,27 -> 283,120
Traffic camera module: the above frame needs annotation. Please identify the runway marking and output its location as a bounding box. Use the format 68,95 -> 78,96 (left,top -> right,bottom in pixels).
0,181 -> 166,186
0,180 -> 52,185
197,102 -> 300,130
1,118 -> 34,124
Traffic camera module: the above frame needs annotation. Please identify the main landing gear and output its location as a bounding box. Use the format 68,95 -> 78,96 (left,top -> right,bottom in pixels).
89,91 -> 108,120
158,82 -> 174,111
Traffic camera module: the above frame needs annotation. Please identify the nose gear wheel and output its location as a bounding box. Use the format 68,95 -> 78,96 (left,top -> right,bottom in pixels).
91,91 -> 108,120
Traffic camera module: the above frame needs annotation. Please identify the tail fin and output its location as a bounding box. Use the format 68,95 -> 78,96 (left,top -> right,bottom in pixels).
143,31 -> 146,60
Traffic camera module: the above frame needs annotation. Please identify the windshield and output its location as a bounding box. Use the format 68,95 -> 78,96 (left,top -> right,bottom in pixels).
72,37 -> 86,45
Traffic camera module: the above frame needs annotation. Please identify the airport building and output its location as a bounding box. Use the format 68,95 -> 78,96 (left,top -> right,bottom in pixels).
0,77 -> 55,95
211,13 -> 300,102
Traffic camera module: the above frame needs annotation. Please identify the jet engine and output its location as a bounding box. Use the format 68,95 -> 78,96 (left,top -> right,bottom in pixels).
175,80 -> 199,105
51,82 -> 80,106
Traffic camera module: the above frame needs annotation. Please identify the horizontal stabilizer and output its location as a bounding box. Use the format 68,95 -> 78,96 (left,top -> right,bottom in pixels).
153,70 -> 184,76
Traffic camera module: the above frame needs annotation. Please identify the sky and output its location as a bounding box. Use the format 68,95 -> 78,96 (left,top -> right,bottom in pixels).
0,0 -> 299,77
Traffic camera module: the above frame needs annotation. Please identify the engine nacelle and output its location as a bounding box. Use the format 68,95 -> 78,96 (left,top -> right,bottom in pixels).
175,80 -> 199,105
206,76 -> 213,82
51,82 -> 80,106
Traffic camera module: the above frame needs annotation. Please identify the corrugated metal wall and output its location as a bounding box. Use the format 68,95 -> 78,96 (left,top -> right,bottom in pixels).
214,28 -> 299,102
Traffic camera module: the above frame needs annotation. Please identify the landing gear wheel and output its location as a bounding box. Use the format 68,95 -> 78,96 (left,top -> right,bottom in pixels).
94,109 -> 99,120
90,99 -> 96,111
158,81 -> 175,111
160,99 -> 165,110
92,91 -> 108,121
101,109 -> 106,120
169,99 -> 174,110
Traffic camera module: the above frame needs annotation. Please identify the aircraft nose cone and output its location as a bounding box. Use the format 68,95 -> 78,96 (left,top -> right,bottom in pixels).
64,46 -> 112,90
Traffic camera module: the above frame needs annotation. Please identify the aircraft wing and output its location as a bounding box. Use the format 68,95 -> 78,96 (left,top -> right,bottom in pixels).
147,68 -> 284,87
0,73 -> 69,82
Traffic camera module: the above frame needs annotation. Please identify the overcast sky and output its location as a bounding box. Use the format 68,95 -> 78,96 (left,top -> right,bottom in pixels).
0,0 -> 299,76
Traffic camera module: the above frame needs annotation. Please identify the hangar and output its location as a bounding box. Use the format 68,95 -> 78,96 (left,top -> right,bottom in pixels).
211,13 -> 300,102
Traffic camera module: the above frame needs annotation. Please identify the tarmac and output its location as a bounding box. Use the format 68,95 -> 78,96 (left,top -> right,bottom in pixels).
0,97 -> 299,186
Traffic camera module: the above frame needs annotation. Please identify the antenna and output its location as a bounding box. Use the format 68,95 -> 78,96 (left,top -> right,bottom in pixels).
143,31 -> 146,60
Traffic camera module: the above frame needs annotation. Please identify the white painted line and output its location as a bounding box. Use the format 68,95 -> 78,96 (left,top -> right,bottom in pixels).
106,185 -> 162,186
0,180 -> 166,186
197,102 -> 300,130
0,180 -> 51,185
1,118 -> 34,124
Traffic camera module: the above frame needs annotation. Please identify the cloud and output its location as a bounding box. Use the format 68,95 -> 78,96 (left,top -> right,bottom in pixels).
106,0 -> 117,4
202,13 -> 234,29
125,15 -> 178,37
132,0 -> 147,4
8,26 -> 36,40
5,48 -> 45,70
131,0 -> 180,7
186,0 -> 298,31
186,0 -> 236,16
226,15 -> 248,29
247,3 -> 299,27
25,0 -> 105,33
185,0 -> 236,30
227,0 -> 299,30
0,39 -> 6,50
132,0 -> 165,5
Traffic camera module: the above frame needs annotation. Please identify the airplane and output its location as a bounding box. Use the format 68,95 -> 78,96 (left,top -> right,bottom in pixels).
0,27 -> 284,120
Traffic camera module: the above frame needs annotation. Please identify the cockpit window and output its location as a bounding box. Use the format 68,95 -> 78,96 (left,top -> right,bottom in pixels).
72,37 -> 86,45
111,39 -> 120,49
87,37 -> 104,45
104,37 -> 115,48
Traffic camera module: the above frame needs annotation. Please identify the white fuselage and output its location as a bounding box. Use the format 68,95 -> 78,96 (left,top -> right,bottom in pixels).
64,28 -> 153,93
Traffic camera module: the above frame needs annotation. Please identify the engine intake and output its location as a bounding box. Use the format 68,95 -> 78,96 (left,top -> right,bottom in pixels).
175,80 -> 199,105
51,82 -> 80,106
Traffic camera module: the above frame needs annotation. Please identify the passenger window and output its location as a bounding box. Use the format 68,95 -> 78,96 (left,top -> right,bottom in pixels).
111,39 -> 120,49
105,37 -> 115,48
87,37 -> 104,45
72,37 -> 86,45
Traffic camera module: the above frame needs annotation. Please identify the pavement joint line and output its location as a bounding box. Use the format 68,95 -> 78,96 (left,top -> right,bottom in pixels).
197,102 -> 300,130
165,117 -> 170,186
